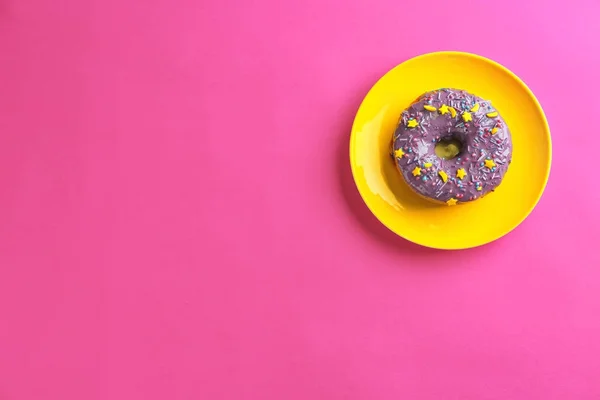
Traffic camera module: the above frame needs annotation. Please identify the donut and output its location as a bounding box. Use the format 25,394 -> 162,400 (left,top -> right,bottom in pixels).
391,88 -> 512,205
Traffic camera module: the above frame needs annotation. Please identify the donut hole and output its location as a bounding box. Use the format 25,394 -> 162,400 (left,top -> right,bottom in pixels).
435,136 -> 463,160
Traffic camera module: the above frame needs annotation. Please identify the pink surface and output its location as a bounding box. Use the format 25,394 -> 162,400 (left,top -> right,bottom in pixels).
0,0 -> 599,399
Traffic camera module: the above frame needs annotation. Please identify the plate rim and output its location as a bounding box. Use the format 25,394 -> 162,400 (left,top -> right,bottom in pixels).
349,51 -> 553,250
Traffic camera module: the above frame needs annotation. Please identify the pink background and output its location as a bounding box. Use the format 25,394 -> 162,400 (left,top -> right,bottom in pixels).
0,0 -> 599,399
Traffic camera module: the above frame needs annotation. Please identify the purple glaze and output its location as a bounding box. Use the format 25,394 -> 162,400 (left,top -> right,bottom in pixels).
392,88 -> 512,204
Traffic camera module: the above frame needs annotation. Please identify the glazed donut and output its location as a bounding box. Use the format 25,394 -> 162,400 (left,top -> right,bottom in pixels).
392,88 -> 512,205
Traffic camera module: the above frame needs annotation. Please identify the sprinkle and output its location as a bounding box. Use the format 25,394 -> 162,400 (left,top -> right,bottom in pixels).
486,112 -> 498,118
438,104 -> 449,115
484,159 -> 496,169
407,119 -> 418,128
438,170 -> 448,183
424,105 -> 437,112
456,168 -> 467,180
491,127 -> 499,135
446,198 -> 458,206
470,103 -> 480,112
394,148 -> 405,158
448,106 -> 457,118
424,162 -> 432,168
412,167 -> 422,176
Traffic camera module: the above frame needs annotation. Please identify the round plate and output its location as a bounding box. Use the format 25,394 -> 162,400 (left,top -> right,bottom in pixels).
350,51 -> 551,249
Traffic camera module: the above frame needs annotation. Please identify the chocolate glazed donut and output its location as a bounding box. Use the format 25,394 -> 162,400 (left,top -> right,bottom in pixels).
392,88 -> 512,205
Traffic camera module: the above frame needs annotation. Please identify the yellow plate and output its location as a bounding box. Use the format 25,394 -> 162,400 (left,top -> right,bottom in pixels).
350,52 -> 551,249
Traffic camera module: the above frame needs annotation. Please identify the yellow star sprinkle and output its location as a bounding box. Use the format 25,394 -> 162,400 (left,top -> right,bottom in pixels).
477,186 -> 482,191
412,167 -> 422,177
423,162 -> 432,168
424,105 -> 437,112
394,148 -> 405,158
484,159 -> 496,169
491,127 -> 499,135
462,112 -> 472,122
470,103 -> 480,112
448,106 -> 457,118
407,119 -> 419,128
438,104 -> 449,115
456,168 -> 467,180
486,111 -> 498,118
438,170 -> 448,183
446,198 -> 458,206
